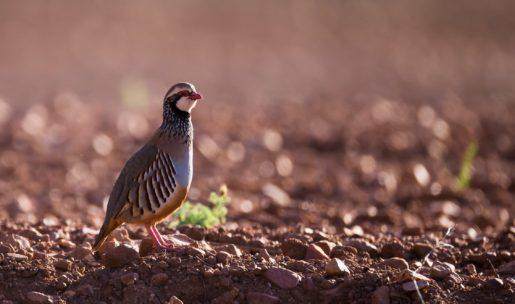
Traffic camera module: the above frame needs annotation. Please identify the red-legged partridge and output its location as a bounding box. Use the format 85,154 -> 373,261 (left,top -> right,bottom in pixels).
93,82 -> 202,251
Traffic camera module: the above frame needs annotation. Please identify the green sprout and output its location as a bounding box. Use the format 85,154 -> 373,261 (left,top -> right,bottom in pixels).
169,185 -> 230,228
456,142 -> 478,191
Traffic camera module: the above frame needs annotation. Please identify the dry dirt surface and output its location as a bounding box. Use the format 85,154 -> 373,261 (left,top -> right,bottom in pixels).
0,96 -> 514,303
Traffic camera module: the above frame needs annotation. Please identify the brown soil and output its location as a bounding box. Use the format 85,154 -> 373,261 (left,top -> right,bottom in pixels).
0,96 -> 514,303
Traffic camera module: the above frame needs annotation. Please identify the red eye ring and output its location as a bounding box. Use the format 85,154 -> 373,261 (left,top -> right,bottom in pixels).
176,90 -> 190,97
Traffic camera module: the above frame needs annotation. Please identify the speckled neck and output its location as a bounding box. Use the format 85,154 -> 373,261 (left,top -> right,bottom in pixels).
159,102 -> 193,145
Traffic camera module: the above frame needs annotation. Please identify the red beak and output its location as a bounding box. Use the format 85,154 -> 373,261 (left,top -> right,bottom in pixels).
189,92 -> 202,100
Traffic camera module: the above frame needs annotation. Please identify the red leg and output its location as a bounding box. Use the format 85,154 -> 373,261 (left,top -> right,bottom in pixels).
150,225 -> 174,248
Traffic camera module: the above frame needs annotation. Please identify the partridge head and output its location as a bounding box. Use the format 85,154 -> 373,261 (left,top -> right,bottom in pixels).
93,82 -> 202,251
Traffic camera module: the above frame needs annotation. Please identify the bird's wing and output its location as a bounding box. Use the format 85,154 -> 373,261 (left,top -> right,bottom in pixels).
103,144 -> 160,223
105,143 -> 180,223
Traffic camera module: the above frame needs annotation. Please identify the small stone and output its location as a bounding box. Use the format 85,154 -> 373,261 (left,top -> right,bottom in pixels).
330,246 -> 357,258
26,291 -> 53,304
166,296 -> 183,304
219,244 -> 242,257
216,251 -> 232,264
246,292 -> 280,304
314,240 -> 336,255
120,272 -> 138,285
380,241 -> 406,259
430,262 -> 455,279
343,240 -> 378,255
151,273 -> 169,286
465,263 -> 477,275
54,259 -> 72,271
371,286 -> 390,304
498,260 -> 515,275
484,278 -> 504,289
19,228 -> 44,241
139,238 -> 154,257
402,280 -> 430,291
58,239 -> 76,249
102,244 -> 139,268
305,244 -> 330,260
1,234 -> 31,251
264,267 -> 302,289
325,258 -> 350,276
378,257 -> 409,270
6,253 -> 28,261
281,238 -> 307,259
412,243 -> 433,258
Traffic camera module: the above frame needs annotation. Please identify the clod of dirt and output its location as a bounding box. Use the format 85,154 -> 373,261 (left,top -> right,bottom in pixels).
138,238 -> 154,257
378,257 -> 409,270
151,273 -> 169,286
371,286 -> 390,304
325,258 -> 350,276
54,259 -> 72,271
281,238 -> 307,259
380,241 -> 407,259
246,292 -> 280,304
498,261 -> 515,275
167,296 -> 184,304
264,267 -> 302,289
102,244 -> 139,268
314,240 -> 336,255
216,251 -> 232,264
412,242 -> 433,258
305,244 -> 330,260
120,272 -> 138,285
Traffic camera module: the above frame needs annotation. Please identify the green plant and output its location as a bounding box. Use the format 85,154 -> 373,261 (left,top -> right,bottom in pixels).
169,185 -> 230,228
456,142 -> 478,191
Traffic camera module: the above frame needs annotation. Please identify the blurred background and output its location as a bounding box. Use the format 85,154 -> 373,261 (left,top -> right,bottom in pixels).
0,0 -> 513,235
1,0 -> 515,104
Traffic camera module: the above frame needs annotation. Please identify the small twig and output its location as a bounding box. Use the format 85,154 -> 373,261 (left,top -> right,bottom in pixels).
412,226 -> 455,304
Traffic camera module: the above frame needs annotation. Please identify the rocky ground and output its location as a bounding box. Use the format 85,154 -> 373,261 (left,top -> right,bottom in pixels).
0,94 -> 514,303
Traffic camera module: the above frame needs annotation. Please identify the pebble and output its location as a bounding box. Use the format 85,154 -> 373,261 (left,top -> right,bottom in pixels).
281,238 -> 307,259
378,257 -> 409,270
343,240 -> 378,255
138,238 -> 154,257
402,280 -> 430,291
120,272 -> 138,285
430,262 -> 455,279
151,273 -> 169,286
216,251 -> 232,264
246,292 -> 280,304
498,260 -> 515,275
465,263 -> 477,275
167,296 -> 183,304
330,245 -> 357,258
58,239 -> 76,249
412,243 -> 433,258
1,234 -> 31,251
371,286 -> 390,304
314,240 -> 336,255
305,244 -> 330,260
484,278 -> 504,289
380,241 -> 406,259
219,244 -> 242,257
325,258 -> 350,276
264,267 -> 302,289
25,291 -> 53,304
54,259 -> 72,271
6,253 -> 28,261
102,244 -> 139,268
19,228 -> 44,241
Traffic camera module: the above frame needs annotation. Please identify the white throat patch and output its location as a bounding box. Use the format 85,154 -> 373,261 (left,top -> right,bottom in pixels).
176,98 -> 198,113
